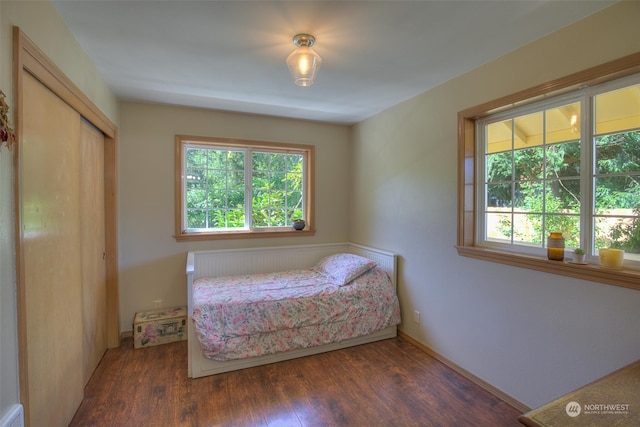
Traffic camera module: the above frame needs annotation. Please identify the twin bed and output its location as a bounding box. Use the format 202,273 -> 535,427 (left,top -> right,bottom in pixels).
186,243 -> 400,378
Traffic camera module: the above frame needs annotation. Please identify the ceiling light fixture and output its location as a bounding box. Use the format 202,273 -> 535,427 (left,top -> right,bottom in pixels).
286,34 -> 322,87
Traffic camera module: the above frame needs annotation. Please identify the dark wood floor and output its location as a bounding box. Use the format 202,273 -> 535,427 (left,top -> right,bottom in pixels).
70,337 -> 523,426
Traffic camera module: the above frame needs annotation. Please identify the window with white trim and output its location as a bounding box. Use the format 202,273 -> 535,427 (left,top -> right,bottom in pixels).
175,136 -> 314,240
477,75 -> 640,266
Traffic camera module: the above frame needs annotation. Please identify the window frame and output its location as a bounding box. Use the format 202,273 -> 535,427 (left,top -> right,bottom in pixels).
457,52 -> 640,291
174,135 -> 315,241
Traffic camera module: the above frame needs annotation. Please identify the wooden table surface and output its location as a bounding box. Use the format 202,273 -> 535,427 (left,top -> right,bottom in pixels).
518,359 -> 640,426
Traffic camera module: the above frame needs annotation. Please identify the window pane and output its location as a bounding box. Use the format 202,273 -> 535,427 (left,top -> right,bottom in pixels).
485,212 -> 511,242
595,131 -> 640,174
227,150 -> 245,165
186,147 -> 208,167
226,208 -> 245,227
514,146 -> 543,180
286,191 -> 303,209
595,175 -> 640,210
270,155 -> 287,172
187,209 -> 206,229
252,152 -> 304,226
546,141 -> 581,178
595,216 -> 640,255
544,215 -> 580,248
486,151 -> 512,182
595,84 -> 640,135
252,152 -> 269,170
513,213 -> 543,245
274,209 -> 287,226
593,110 -> 639,256
252,208 -> 267,227
487,183 -> 512,208
252,208 -> 287,227
208,189 -> 225,209
185,146 -> 246,230
546,102 -> 581,144
207,210 -> 225,228
186,181 -> 207,209
514,111 -> 543,149
546,178 -> 580,214
251,190 -> 272,225
186,168 -> 205,183
227,190 -> 244,209
207,149 -> 226,167
229,170 -> 244,190
253,171 -> 269,191
513,180 -> 543,213
207,170 -> 227,189
272,172 -> 287,190
486,120 -> 512,154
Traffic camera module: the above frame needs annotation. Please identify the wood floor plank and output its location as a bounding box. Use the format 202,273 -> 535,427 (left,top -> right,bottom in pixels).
70,337 -> 523,426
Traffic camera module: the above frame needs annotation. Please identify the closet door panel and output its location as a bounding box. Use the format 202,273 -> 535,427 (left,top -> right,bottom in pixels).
80,119 -> 107,385
22,72 -> 84,427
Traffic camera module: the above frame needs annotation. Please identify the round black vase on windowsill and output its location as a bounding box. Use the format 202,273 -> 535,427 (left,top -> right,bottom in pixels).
292,220 -> 306,231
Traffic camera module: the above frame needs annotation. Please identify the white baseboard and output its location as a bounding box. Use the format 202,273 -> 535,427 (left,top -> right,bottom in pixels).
0,404 -> 24,427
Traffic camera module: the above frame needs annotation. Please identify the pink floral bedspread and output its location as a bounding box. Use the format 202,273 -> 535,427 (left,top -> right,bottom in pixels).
192,267 -> 400,361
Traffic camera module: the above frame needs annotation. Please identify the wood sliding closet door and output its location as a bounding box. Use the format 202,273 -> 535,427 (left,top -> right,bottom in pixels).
14,27 -> 118,427
21,72 -> 84,427
20,73 -> 107,427
80,118 -> 107,385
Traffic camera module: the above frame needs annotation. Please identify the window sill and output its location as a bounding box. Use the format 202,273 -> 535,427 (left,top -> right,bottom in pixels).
174,228 -> 315,242
456,246 -> 640,291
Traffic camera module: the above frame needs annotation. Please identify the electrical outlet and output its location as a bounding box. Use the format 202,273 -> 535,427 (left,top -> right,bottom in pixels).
153,299 -> 163,309
413,310 -> 421,324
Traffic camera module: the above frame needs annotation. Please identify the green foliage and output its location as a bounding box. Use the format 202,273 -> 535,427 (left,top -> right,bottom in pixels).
609,207 -> 640,254
594,131 -> 640,253
488,130 -> 639,252
185,147 -> 304,230
594,131 -> 640,210
251,153 -> 303,227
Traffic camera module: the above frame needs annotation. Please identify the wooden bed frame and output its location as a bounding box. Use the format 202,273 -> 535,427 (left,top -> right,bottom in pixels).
186,242 -> 398,378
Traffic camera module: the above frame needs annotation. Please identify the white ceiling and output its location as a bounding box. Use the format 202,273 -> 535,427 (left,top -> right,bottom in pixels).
52,0 -> 616,124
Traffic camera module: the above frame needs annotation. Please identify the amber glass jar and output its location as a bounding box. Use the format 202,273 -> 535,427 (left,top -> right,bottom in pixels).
547,232 -> 565,261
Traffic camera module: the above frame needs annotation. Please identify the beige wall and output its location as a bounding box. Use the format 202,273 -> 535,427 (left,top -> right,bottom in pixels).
351,1 -> 640,409
0,0 -> 118,418
118,102 -> 351,329
2,0 -> 639,418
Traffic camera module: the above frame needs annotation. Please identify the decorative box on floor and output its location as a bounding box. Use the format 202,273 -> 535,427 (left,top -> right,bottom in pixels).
133,306 -> 187,348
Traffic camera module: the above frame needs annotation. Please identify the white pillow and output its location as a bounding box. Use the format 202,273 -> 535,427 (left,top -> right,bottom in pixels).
313,253 -> 377,286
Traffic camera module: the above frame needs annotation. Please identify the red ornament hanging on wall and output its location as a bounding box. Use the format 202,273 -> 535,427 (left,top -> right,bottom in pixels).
0,90 -> 16,150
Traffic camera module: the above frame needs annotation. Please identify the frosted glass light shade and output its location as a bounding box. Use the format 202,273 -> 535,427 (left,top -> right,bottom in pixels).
286,44 -> 322,87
